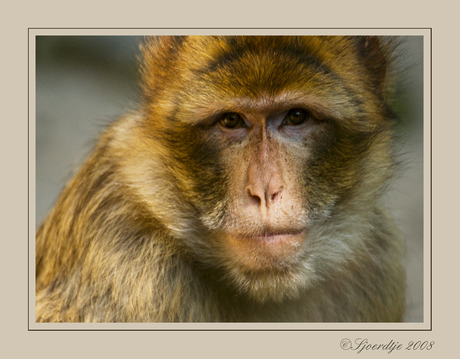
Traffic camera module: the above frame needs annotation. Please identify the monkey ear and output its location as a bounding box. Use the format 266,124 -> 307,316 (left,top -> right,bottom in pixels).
139,36 -> 188,99
140,36 -> 185,62
158,35 -> 187,47
356,36 -> 391,97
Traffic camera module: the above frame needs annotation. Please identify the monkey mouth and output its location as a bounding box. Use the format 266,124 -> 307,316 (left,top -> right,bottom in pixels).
226,228 -> 306,270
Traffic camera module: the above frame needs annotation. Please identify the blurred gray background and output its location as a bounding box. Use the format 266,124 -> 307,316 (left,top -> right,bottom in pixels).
35,36 -> 424,323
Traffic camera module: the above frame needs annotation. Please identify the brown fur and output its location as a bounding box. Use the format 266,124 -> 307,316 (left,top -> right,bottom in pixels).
36,36 -> 405,322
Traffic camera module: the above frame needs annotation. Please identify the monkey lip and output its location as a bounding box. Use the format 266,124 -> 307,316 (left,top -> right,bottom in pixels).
226,229 -> 306,270
229,229 -> 306,252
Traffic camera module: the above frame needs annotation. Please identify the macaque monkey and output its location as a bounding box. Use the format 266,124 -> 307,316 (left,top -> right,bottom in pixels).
36,36 -> 405,322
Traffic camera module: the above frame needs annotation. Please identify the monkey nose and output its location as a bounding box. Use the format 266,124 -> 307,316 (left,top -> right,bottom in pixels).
246,182 -> 284,208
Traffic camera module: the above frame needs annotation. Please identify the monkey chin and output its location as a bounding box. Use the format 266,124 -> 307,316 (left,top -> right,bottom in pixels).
223,230 -> 313,303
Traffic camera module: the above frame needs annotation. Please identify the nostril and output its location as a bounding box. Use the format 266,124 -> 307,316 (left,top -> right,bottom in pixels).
246,186 -> 262,205
270,186 -> 283,203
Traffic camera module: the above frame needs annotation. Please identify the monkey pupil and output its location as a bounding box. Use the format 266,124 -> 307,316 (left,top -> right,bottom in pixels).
287,109 -> 308,125
221,113 -> 242,128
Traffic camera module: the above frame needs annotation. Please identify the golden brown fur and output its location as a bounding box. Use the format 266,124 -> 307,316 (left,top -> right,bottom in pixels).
36,36 -> 405,322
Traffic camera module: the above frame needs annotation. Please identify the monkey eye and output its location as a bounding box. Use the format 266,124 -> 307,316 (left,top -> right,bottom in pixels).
218,112 -> 245,129
284,108 -> 310,126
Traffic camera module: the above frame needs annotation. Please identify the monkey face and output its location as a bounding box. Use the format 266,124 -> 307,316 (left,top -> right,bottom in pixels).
134,36 -> 396,302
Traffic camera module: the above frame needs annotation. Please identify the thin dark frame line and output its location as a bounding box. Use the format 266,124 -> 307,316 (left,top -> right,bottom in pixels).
27,28 -> 30,330
28,28 -> 431,331
28,27 -> 432,30
430,28 -> 433,329
28,328 -> 429,332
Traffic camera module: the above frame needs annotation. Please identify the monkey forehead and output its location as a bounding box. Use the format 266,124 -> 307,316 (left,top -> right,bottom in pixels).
191,43 -> 337,94
178,38 -> 376,109
141,37 -> 355,95
182,36 -> 358,72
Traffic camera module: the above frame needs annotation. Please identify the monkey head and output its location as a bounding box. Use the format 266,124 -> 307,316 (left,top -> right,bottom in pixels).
118,36 -> 397,302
